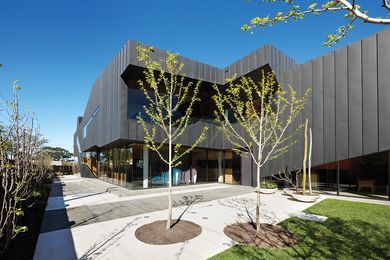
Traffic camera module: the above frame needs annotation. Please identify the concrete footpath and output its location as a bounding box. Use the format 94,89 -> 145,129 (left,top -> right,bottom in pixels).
33,174 -> 388,260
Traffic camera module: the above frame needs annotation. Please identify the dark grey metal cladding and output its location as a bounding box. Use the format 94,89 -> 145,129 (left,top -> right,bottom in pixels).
273,71 -> 286,174
311,57 -> 324,166
221,43 -> 296,85
249,52 -> 256,71
242,55 -> 250,75
347,41 -> 363,158
255,45 -> 266,69
323,51 -> 336,164
233,60 -> 242,78
127,119 -> 224,150
75,29 -> 390,182
301,61 -> 313,172
292,65 -> 303,169
283,69 -> 294,170
362,34 -> 378,154
335,46 -> 348,161
378,29 -> 390,151
302,60 -> 313,144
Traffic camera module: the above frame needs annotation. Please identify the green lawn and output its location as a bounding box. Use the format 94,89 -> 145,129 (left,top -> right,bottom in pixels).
210,199 -> 390,260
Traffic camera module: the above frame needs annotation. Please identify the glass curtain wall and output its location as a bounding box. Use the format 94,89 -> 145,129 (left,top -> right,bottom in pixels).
149,146 -> 192,187
96,144 -> 243,189
224,150 -> 241,184
192,148 -> 207,183
81,151 -> 98,176
310,151 -> 388,199
99,150 -> 109,181
132,144 -> 144,189
207,150 -> 221,182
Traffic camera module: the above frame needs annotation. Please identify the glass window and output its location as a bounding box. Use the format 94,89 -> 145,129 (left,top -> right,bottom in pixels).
224,150 -> 241,184
132,144 -> 144,188
125,146 -> 133,185
150,146 -> 168,187
127,89 -> 150,121
207,150 -> 221,182
99,150 -> 108,181
192,148 -> 207,183
176,147 -> 191,185
83,106 -> 100,138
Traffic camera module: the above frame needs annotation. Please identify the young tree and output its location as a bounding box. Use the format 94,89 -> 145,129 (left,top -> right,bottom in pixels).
242,1 -> 390,47
0,81 -> 50,256
273,167 -> 301,190
136,46 -> 208,230
213,71 -> 309,231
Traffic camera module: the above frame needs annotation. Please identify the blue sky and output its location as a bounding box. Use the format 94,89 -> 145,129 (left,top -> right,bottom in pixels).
0,0 -> 388,152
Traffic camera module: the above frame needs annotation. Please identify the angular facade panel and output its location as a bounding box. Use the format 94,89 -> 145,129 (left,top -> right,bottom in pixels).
302,61 -> 313,131
335,47 -> 348,160
292,65 -> 303,169
312,57 -> 324,166
76,29 -> 390,189
323,52 -> 336,163
348,41 -> 363,158
378,30 -> 390,151
283,69 -> 294,170
362,35 -> 378,154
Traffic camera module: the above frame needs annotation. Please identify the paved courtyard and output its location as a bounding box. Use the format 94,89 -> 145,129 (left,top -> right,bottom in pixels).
33,174 -> 388,260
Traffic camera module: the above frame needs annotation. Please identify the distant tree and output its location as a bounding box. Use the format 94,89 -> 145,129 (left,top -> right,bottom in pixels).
213,71 -> 309,232
136,46 -> 208,230
242,0 -> 390,46
42,146 -> 73,161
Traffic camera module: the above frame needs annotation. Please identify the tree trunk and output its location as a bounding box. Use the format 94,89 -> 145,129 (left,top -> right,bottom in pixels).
166,140 -> 172,230
166,92 -> 173,230
256,164 -> 261,232
302,118 -> 308,194
308,128 -> 312,194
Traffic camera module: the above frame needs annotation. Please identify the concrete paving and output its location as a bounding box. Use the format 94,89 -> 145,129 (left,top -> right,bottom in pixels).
33,174 -> 389,260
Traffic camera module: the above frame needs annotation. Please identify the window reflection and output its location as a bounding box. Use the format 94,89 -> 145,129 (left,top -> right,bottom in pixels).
93,144 -> 243,189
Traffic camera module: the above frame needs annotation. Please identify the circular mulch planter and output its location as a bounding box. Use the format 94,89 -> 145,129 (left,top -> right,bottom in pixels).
224,222 -> 297,249
135,220 -> 202,245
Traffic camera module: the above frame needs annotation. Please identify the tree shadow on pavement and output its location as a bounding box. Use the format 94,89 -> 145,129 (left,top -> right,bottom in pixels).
218,196 -> 279,225
78,217 -> 142,260
171,194 -> 204,228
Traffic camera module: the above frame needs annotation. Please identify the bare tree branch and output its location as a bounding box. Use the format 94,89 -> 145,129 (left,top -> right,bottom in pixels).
243,0 -> 390,46
384,0 -> 390,11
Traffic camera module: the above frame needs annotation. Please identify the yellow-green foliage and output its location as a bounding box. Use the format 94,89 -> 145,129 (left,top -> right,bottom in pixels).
241,1 -> 376,47
213,70 -> 310,177
136,46 -> 208,167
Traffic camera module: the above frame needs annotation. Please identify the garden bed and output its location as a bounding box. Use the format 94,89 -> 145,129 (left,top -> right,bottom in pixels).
135,219 -> 202,245
2,184 -> 51,260
224,223 -> 297,248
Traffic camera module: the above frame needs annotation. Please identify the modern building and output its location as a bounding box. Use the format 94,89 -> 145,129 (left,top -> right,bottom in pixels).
75,29 -> 390,199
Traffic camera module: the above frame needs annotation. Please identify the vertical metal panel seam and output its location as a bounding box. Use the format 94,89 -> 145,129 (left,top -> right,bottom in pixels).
346,46 -> 350,159
360,39 -> 364,155
376,33 -> 380,152
322,55 -> 325,163
311,60 -> 314,147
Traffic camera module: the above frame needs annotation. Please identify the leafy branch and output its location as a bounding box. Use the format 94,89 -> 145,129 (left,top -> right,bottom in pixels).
242,0 -> 390,46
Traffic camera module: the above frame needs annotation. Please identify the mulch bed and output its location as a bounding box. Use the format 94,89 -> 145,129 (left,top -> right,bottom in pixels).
135,219 -> 202,245
224,222 -> 298,249
2,184 -> 51,260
